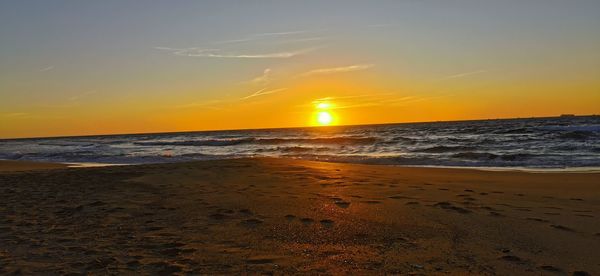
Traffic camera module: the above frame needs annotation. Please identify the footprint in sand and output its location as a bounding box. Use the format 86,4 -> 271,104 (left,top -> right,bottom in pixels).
285,214 -> 296,221
538,265 -> 562,273
389,195 -> 414,200
320,219 -> 334,228
217,208 -> 234,214
246,256 -> 277,264
240,218 -> 263,228
148,261 -> 184,274
334,200 -> 351,208
144,225 -> 165,232
239,209 -> 253,216
300,218 -> 314,225
87,201 -> 105,207
499,255 -> 525,264
550,224 -> 574,232
433,202 -> 471,214
208,213 -> 229,220
526,217 -> 550,223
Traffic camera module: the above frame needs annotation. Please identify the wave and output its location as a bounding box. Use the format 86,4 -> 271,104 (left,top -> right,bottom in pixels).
451,152 -> 534,161
413,145 -> 476,153
134,136 -> 378,147
277,146 -> 331,153
134,138 -> 255,147
540,125 -> 600,132
254,137 -> 378,145
495,127 -> 533,134
558,131 -> 597,140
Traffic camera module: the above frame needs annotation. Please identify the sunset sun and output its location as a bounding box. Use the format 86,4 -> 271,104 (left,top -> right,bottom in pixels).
317,111 -> 333,125
314,100 -> 336,126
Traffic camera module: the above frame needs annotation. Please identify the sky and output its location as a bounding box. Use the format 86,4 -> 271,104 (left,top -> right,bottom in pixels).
1,0 -> 599,138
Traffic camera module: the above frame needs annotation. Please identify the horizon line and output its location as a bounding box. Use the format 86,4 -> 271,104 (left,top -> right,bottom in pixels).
1,114 -> 596,141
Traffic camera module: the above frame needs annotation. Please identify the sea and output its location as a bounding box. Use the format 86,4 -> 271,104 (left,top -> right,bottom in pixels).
1,116 -> 599,170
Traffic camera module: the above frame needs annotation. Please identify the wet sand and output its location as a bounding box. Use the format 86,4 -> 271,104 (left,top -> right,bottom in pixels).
0,160 -> 68,172
0,158 -> 598,275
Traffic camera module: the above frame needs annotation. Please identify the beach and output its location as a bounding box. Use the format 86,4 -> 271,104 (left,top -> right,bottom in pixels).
0,158 -> 598,275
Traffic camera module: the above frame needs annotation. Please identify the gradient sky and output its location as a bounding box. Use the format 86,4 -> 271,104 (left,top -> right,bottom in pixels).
1,1 -> 599,138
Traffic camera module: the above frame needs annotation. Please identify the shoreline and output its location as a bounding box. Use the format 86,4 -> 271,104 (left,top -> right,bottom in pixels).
2,158 -> 600,173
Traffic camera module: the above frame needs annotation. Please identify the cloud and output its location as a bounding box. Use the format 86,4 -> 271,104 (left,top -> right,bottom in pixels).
308,92 -> 443,110
211,29 -> 322,45
40,66 -> 54,72
307,93 -> 394,110
298,64 -> 374,78
253,30 -> 311,37
438,70 -> 487,81
241,87 -> 287,100
1,112 -> 29,118
155,46 -> 317,59
250,68 -> 272,85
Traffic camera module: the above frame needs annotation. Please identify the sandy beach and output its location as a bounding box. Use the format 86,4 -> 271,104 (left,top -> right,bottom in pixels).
0,158 -> 598,275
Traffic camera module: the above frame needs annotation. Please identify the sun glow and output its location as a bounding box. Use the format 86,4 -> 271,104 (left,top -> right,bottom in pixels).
312,100 -> 336,126
316,102 -> 331,109
317,111 -> 333,125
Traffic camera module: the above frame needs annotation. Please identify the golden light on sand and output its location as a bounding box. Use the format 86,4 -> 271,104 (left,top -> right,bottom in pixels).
317,111 -> 333,125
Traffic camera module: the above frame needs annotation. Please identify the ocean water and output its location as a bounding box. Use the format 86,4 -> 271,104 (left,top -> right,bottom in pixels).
1,116 -> 599,169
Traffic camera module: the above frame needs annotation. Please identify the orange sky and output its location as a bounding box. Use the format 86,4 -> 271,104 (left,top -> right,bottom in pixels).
1,1 -> 599,138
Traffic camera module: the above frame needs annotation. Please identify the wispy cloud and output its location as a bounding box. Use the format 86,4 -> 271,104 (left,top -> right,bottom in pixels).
0,112 -> 30,118
40,66 -> 54,72
211,29 -> 318,45
309,92 -> 444,110
308,93 -> 393,110
241,87 -> 287,100
254,30 -> 311,37
438,70 -> 487,81
155,46 -> 317,59
250,68 -> 272,85
298,64 -> 374,78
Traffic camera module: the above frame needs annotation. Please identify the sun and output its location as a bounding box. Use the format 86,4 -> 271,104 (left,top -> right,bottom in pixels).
317,111 -> 333,125
312,100 -> 337,126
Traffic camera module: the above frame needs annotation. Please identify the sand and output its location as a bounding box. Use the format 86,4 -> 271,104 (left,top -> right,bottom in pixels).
0,158 -> 598,275
0,160 -> 68,172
